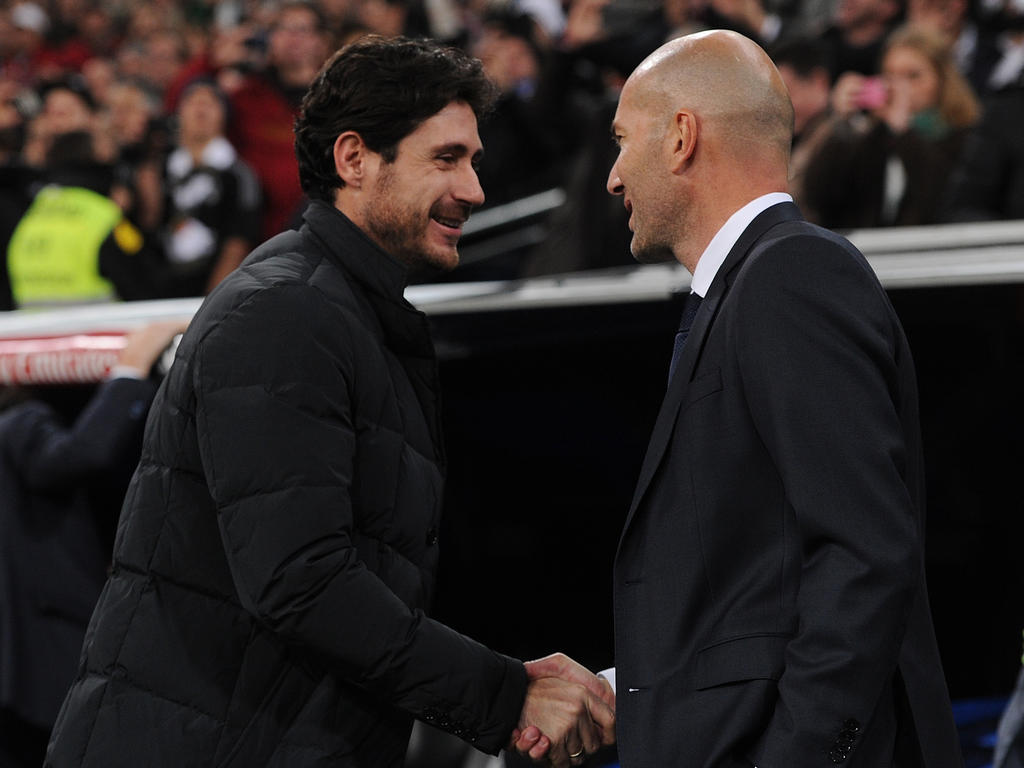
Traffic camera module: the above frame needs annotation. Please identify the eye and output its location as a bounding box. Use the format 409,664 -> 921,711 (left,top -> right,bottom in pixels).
437,153 -> 457,165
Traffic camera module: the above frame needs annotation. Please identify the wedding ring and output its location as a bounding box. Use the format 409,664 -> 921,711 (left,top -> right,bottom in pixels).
568,747 -> 585,760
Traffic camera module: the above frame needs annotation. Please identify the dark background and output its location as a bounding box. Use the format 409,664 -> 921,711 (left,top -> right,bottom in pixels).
428,281 -> 1024,703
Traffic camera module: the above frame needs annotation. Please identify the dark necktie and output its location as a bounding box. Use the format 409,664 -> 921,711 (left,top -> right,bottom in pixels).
668,291 -> 702,384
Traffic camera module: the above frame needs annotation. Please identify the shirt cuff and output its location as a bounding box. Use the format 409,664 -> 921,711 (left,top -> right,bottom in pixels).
107,365 -> 146,380
597,667 -> 615,695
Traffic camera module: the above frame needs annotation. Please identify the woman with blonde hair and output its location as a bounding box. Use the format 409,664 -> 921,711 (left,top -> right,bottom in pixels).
801,22 -> 981,228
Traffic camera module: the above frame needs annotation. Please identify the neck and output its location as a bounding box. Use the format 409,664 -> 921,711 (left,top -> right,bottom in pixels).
182,136 -> 213,164
677,181 -> 788,272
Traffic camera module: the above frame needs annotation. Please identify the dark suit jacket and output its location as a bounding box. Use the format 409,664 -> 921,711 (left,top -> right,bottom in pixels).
0,377 -> 155,729
613,203 -> 962,768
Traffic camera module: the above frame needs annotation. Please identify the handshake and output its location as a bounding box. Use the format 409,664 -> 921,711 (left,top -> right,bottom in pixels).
510,653 -> 616,767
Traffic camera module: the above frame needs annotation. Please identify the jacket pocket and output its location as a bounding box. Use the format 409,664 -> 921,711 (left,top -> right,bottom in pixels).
695,632 -> 790,690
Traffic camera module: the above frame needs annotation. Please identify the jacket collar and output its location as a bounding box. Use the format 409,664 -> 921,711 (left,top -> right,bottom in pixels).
301,199 -> 410,304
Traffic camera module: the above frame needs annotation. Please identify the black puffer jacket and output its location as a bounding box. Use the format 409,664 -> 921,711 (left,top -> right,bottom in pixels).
45,201 -> 527,767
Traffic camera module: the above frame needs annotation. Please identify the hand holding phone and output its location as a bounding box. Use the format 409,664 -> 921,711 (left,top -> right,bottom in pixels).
855,76 -> 888,110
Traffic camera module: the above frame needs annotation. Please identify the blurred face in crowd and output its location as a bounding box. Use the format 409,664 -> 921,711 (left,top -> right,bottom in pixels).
359,101 -> 485,272
106,81 -> 153,147
144,31 -> 186,91
882,44 -> 941,114
777,63 -> 831,135
835,0 -> 899,34
473,27 -> 538,93
42,87 -> 93,134
269,5 -> 329,83
177,83 -> 226,146
357,0 -> 407,37
607,78 -> 676,263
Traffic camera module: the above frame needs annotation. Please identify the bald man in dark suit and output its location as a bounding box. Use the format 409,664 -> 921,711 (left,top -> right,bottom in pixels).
526,29 -> 964,768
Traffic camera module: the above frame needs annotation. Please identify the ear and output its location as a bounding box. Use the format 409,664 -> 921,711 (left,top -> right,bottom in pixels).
669,110 -> 697,174
333,131 -> 368,188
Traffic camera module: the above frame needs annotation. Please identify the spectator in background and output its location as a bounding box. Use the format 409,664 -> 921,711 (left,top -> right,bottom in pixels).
771,37 -> 839,220
817,0 -> 904,80
905,0 -> 1004,95
802,23 -> 980,228
355,0 -> 428,38
4,1 -> 51,86
0,319 -> 187,768
0,77 -> 34,168
143,28 -> 189,112
943,67 -> 1024,220
157,78 -> 260,297
20,74 -> 103,167
4,117 -> 160,309
102,77 -> 167,233
520,0 -> 657,277
0,78 -> 37,305
976,0 -> 1024,93
230,0 -> 331,239
32,0 -> 96,76
471,9 -> 563,207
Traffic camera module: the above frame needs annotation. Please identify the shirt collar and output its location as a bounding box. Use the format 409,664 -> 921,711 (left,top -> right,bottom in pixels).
689,192 -> 793,297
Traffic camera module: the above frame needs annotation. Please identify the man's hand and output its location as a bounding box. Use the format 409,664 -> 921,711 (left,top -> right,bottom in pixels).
116,320 -> 190,376
510,653 -> 616,766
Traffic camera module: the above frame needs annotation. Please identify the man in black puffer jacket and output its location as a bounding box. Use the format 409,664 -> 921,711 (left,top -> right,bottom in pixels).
45,35 -> 614,768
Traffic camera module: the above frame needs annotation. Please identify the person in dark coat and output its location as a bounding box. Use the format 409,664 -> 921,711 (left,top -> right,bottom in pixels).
0,320 -> 186,768
530,28 -> 961,768
943,73 -> 1024,221
44,36 -> 614,768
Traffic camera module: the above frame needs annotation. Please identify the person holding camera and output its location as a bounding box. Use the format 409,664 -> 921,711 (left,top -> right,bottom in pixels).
801,23 -> 980,229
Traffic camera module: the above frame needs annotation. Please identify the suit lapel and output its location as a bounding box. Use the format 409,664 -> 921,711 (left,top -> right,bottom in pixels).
619,202 -> 803,540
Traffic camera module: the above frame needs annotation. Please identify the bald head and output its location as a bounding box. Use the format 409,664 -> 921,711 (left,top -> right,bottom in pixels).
606,29 -> 794,268
629,29 -> 794,168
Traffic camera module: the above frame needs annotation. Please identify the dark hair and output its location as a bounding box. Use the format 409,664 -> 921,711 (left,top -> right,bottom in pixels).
177,77 -> 232,127
294,35 -> 497,203
274,0 -> 328,32
39,74 -> 97,112
769,37 -> 834,81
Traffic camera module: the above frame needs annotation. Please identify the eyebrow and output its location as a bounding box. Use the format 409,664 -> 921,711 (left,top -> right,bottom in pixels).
436,142 -> 481,156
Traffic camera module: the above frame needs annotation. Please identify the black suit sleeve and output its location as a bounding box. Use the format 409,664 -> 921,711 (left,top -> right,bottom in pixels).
731,235 -> 921,763
4,377 -> 157,492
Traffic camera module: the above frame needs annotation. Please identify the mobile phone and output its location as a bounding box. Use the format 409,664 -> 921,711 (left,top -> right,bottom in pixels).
856,77 -> 888,110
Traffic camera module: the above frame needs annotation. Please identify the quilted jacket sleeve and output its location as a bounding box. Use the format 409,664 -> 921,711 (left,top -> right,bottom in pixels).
192,285 -> 526,753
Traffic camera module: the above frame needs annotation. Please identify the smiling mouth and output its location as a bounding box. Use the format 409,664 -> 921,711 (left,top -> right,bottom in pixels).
432,214 -> 466,230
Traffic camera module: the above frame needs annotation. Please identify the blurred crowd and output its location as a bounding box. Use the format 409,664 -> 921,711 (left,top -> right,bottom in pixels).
2,0 -> 1024,304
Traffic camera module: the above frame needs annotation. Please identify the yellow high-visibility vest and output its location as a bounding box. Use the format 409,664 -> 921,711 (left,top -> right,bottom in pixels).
7,185 -> 122,307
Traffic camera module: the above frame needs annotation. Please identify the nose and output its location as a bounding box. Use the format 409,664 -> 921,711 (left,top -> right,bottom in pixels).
607,162 -> 624,196
456,163 -> 485,208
